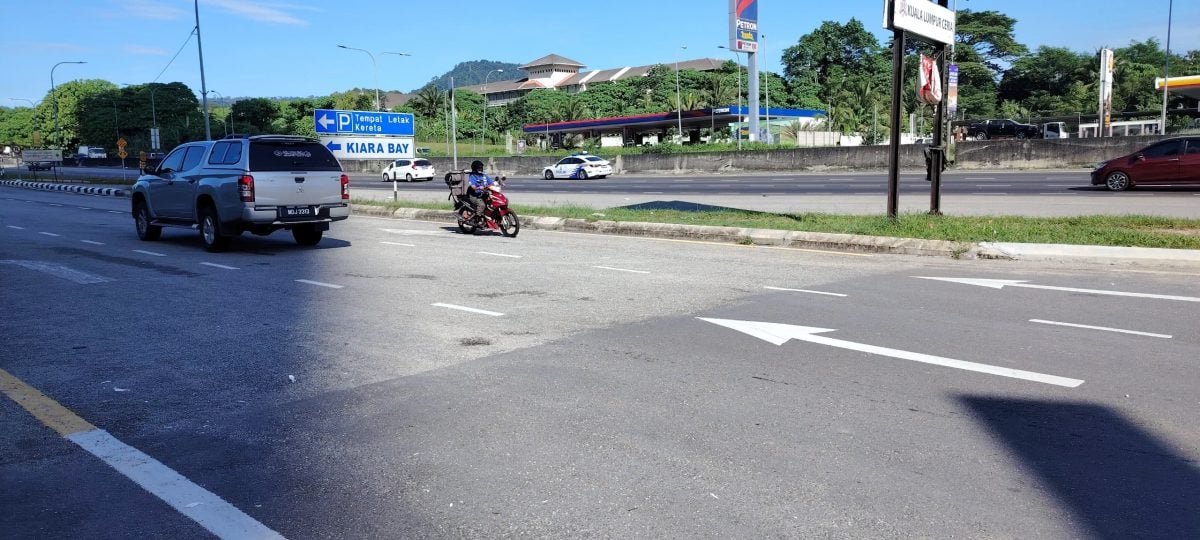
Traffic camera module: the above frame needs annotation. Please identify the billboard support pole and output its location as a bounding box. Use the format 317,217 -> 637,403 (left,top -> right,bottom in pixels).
887,28 -> 905,221
929,0 -> 950,216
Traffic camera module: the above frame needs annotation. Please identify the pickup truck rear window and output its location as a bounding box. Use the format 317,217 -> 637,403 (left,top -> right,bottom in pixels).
249,141 -> 341,172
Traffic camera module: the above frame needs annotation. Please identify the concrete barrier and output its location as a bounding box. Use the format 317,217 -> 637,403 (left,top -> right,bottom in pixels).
334,135 -> 1174,176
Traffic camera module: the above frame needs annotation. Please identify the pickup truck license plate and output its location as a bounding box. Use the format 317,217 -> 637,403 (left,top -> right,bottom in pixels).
280,206 -> 314,218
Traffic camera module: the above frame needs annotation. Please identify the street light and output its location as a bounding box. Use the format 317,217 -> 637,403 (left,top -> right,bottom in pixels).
50,60 -> 87,149
761,35 -> 770,144
675,45 -> 687,144
337,46 -> 411,112
205,90 -> 228,136
717,45 -> 743,150
482,69 -> 504,152
1160,0 -> 1173,134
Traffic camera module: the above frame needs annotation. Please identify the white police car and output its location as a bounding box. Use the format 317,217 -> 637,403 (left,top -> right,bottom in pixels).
542,152 -> 613,180
382,158 -> 435,182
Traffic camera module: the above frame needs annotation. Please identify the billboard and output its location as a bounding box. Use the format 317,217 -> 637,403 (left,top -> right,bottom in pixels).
947,64 -> 959,118
884,0 -> 956,45
729,0 -> 758,52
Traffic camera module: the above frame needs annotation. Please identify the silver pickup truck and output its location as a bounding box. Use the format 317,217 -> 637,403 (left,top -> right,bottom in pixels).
130,135 -> 350,252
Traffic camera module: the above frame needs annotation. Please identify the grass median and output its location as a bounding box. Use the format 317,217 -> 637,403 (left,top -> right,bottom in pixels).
354,197 -> 1200,250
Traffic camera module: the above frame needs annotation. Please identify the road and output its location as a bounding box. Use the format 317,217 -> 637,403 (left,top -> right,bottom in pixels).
2,186 -> 1198,538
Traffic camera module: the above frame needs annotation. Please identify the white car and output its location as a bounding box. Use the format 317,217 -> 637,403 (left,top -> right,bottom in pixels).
382,158 -> 435,182
542,154 -> 612,180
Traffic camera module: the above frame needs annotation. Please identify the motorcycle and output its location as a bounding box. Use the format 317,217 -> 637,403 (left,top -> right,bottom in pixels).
445,172 -> 520,237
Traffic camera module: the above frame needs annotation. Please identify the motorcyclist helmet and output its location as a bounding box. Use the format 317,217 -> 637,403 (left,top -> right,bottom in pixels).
470,160 -> 485,174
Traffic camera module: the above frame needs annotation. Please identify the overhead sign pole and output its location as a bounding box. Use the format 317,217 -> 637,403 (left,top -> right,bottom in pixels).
929,0 -> 950,216
886,27 -> 905,220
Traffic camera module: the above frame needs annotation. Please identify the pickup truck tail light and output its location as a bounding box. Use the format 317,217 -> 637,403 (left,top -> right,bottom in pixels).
340,174 -> 350,200
238,174 -> 255,202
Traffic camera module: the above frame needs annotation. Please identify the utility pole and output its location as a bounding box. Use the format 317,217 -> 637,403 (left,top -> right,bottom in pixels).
929,0 -> 951,216
195,0 -> 211,140
1160,0 -> 1173,135
675,45 -> 687,144
50,61 -> 86,149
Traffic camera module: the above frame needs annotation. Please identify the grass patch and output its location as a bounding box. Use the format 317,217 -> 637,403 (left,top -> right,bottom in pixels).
353,197 -> 1200,249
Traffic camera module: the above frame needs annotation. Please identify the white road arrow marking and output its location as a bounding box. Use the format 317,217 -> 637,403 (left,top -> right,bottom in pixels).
697,317 -> 1084,388
317,113 -> 334,130
915,276 -> 1200,303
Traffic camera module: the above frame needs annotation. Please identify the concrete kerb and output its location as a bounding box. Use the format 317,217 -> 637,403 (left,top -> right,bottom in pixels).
350,203 -> 973,258
0,180 -> 128,197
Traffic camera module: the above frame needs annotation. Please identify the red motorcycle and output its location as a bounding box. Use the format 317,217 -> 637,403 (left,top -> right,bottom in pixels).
445,172 -> 520,237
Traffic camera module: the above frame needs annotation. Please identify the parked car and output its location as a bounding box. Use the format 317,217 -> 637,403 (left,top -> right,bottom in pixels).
382,158 -> 435,182
966,119 -> 1041,140
26,161 -> 52,171
542,152 -> 612,179
130,135 -> 350,251
1090,137 -> 1200,191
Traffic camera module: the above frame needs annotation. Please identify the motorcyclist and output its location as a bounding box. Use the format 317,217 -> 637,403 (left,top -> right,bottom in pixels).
466,160 -> 495,224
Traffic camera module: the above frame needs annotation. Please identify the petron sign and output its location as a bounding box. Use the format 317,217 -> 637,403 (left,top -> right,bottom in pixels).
729,0 -> 758,52
884,0 -> 956,45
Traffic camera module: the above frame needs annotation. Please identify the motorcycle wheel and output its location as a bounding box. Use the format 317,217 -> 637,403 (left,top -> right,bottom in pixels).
500,212 -> 520,238
457,218 -> 478,235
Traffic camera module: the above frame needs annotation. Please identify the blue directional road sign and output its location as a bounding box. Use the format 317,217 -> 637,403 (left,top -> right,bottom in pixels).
313,109 -> 415,136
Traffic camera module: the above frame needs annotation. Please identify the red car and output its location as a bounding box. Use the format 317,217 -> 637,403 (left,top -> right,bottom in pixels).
1092,137 -> 1200,191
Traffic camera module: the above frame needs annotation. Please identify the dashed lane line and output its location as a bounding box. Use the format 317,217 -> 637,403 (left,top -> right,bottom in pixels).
593,265 -> 650,274
108,210 -> 123,214
478,251 -> 522,259
0,368 -> 286,539
380,241 -> 416,247
133,249 -> 166,257
39,232 -> 61,237
200,262 -> 239,270
295,279 -> 344,289
764,286 -> 848,297
0,260 -> 113,284
1030,319 -> 1172,339
49,203 -> 63,207
432,303 -> 504,317
80,240 -> 105,246
6,225 -> 25,230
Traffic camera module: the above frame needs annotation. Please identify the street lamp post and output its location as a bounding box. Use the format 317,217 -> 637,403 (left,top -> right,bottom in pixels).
718,46 -> 743,150
338,45 -> 380,111
1160,0 -> 1173,134
50,61 -> 87,149
761,35 -> 770,144
381,51 -> 412,112
675,45 -> 687,144
482,69 -> 504,152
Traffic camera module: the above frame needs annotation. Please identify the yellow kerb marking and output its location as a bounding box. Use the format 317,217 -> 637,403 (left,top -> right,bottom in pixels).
0,368 -> 95,437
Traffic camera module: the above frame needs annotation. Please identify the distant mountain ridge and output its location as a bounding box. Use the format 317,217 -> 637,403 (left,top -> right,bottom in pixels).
417,60 -> 521,92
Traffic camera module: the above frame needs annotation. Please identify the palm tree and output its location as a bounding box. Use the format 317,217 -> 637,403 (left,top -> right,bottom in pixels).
681,92 -> 703,111
705,73 -> 735,107
556,96 -> 591,122
411,85 -> 446,119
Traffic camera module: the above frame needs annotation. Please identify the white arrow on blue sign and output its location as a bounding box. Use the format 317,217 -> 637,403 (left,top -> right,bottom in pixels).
320,136 -> 414,161
313,109 -> 414,136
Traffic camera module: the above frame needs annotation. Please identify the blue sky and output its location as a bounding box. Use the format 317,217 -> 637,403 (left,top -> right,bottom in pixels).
2,0 -> 1196,104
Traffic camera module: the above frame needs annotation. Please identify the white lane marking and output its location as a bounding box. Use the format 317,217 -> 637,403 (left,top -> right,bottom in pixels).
133,249 -> 166,257
1047,184 -> 1080,187
764,286 -> 848,297
200,262 -> 239,270
380,241 -> 416,247
674,179 -> 696,182
975,184 -> 1012,187
39,232 -> 61,237
6,225 -> 25,230
77,207 -> 91,210
478,251 -> 522,259
0,260 -> 113,284
976,192 -> 1009,195
643,191 -> 664,194
296,279 -> 344,289
968,177 -> 996,180
698,318 -> 1084,388
432,303 -> 504,317
49,204 -> 63,207
68,430 -> 285,539
916,277 -> 1200,303
381,228 -> 442,236
1039,192 -> 1074,195
108,210 -> 123,214
1030,319 -> 1172,339
80,240 -> 105,246
593,265 -> 650,274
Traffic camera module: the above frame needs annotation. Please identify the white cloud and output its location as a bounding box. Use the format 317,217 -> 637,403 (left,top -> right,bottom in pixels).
124,45 -> 169,56
120,0 -> 187,20
204,0 -> 310,26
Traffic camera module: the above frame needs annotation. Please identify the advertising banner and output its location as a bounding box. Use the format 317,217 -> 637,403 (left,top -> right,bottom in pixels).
918,55 -> 943,105
1099,48 -> 1115,137
947,64 -> 959,118
885,0 -> 956,45
729,0 -> 758,52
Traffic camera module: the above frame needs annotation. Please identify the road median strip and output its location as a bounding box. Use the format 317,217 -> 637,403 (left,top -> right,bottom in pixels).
0,180 -> 128,197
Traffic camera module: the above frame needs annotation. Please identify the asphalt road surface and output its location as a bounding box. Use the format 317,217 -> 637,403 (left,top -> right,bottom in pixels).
2,186 -> 1198,538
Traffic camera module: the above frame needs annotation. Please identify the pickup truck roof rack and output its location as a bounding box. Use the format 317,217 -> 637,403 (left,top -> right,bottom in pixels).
220,134 -> 317,142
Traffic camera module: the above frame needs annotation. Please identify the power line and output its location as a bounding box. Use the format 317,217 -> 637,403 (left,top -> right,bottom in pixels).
152,27 -> 197,84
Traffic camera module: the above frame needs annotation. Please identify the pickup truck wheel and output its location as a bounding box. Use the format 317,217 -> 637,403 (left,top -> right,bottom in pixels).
974,132 -> 988,140
133,200 -> 161,241
198,206 -> 231,252
292,225 -> 323,246
1017,131 -> 1028,139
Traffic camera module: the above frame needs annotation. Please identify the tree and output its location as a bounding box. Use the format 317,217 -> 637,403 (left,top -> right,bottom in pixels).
231,98 -> 277,134
410,85 -> 447,119
998,46 -> 1095,114
781,18 -> 889,108
949,10 -> 1027,120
